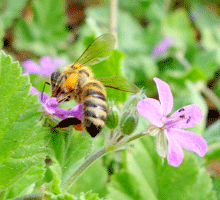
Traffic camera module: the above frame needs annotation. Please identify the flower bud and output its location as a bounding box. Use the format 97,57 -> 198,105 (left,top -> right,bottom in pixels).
147,124 -> 161,136
123,90 -> 147,109
105,102 -> 120,129
120,110 -> 139,135
156,131 -> 168,158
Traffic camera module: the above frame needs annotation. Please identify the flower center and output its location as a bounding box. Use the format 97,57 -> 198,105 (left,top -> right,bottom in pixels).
163,107 -> 191,129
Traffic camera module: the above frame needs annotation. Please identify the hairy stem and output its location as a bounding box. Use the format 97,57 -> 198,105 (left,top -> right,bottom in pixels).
9,193 -> 43,200
126,132 -> 146,144
62,146 -> 108,190
110,0 -> 118,48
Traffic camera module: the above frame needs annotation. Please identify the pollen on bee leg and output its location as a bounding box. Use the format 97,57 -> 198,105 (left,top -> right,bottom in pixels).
72,123 -> 84,131
64,73 -> 79,91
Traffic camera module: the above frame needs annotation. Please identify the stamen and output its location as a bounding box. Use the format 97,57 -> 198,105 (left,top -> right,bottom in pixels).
179,115 -> 185,118
178,108 -> 185,112
186,116 -> 191,124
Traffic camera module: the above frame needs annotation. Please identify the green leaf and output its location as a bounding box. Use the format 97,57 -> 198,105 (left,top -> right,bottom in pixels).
0,51 -> 49,198
108,136 -> 217,200
203,119 -> 220,144
14,0 -> 67,55
192,51 -> 218,80
91,50 -> 128,102
162,9 -> 196,49
122,55 -> 158,88
87,6 -> 147,54
69,159 -> 108,198
108,171 -> 143,200
191,3 -> 220,64
0,21 -> 4,49
0,0 -> 28,29
45,128 -> 93,194
78,191 -> 101,200
166,67 -> 206,84
212,176 -> 220,199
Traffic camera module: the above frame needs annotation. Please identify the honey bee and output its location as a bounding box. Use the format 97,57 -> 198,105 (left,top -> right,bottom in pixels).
50,34 -> 140,137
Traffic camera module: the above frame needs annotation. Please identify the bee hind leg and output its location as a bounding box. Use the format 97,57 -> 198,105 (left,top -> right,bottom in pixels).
52,117 -> 83,132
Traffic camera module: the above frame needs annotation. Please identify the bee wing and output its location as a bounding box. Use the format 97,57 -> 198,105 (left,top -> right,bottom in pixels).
73,33 -> 116,67
98,76 -> 140,93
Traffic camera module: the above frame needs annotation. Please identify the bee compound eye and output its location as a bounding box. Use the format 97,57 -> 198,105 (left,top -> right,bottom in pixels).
51,71 -> 61,83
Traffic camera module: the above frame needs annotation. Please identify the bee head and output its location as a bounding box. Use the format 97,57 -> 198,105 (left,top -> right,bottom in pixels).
50,71 -> 60,87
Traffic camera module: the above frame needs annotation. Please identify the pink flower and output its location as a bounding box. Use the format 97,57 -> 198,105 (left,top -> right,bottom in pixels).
152,37 -> 173,57
30,86 -> 83,133
23,56 -> 66,77
136,77 -> 207,167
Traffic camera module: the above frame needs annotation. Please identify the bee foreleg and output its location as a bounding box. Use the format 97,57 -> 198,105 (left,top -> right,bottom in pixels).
41,82 -> 50,101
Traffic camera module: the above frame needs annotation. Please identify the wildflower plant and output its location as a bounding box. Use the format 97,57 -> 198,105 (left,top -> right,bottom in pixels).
137,78 -> 207,167
0,47 -> 215,199
1,0 -> 220,198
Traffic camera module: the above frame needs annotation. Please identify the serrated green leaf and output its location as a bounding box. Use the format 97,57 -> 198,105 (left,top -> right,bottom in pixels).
46,128 -> 93,192
79,191 -> 101,200
0,51 -> 49,198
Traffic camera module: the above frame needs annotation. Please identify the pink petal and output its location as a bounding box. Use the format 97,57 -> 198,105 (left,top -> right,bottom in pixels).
167,128 -> 207,157
167,104 -> 203,129
165,130 -> 184,167
153,77 -> 173,117
152,37 -> 173,56
66,104 -> 83,120
30,86 -> 48,103
137,98 -> 164,127
53,107 -> 70,119
23,60 -> 41,74
39,56 -> 52,69
53,59 -> 66,67
53,104 -> 83,120
39,56 -> 55,77
44,97 -> 58,114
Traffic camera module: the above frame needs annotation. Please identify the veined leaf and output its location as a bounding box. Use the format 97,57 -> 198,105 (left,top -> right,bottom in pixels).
45,128 -> 93,193
107,128 -> 216,200
0,51 -> 49,198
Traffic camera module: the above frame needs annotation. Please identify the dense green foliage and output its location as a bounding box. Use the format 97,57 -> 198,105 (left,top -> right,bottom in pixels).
0,0 -> 220,199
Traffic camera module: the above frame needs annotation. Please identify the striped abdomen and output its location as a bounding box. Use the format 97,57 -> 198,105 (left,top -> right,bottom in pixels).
81,79 -> 107,137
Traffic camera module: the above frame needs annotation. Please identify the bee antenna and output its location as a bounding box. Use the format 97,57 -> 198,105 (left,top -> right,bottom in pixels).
41,82 -> 50,101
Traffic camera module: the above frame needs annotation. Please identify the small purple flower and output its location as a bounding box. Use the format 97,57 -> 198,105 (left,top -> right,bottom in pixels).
152,37 -> 173,57
30,86 -> 83,133
23,56 -> 66,77
137,77 -> 207,167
